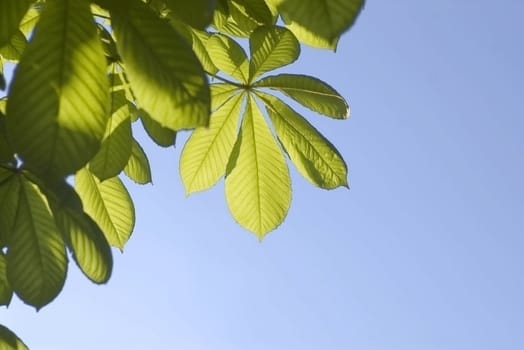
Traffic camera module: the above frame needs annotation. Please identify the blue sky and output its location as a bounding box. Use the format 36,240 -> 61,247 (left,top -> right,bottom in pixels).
3,1 -> 524,349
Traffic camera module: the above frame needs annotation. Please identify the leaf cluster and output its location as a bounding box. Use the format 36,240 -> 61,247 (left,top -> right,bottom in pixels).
0,0 -> 364,346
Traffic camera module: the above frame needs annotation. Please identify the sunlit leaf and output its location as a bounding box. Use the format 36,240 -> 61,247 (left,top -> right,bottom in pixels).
0,325 -> 28,350
212,1 -> 251,37
89,105 -> 133,181
207,33 -> 249,83
124,139 -> 152,185
6,175 -> 67,309
181,92 -> 244,194
268,0 -> 365,49
18,5 -> 40,37
225,95 -> 290,237
5,0 -> 110,179
0,30 -> 26,61
0,0 -> 32,48
75,168 -> 135,250
249,25 -> 299,82
139,110 -> 177,147
255,73 -> 348,118
49,181 -> 113,284
0,252 -> 13,306
210,83 -> 241,110
111,0 -> 210,130
258,92 -> 348,188
166,0 -> 216,29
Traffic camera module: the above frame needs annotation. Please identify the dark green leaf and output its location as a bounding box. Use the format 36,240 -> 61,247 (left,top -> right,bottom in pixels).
166,0 -> 216,29
111,0 -> 210,130
0,30 -> 26,61
0,252 -> 13,306
0,0 -> 33,48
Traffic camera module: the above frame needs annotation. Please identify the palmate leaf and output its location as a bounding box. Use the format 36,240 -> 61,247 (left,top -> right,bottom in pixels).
111,0 -> 210,130
6,175 -> 67,310
249,25 -> 299,82
207,33 -> 249,83
47,181 -> 113,284
212,1 -> 251,38
0,0 -> 33,48
255,73 -> 348,119
124,139 -> 152,185
0,252 -> 13,306
257,92 -> 348,189
225,95 -> 291,238
268,0 -> 365,49
0,325 -> 28,350
180,92 -> 244,194
210,83 -> 241,110
75,168 -> 135,250
5,0 -> 109,179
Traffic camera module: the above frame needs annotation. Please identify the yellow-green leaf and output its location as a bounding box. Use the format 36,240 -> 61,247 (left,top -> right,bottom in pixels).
75,168 -> 135,250
111,0 -> 210,130
249,25 -> 299,82
258,93 -> 348,189
207,33 -> 249,83
5,0 -> 110,179
6,175 -> 67,309
0,325 -> 28,350
180,92 -> 244,194
0,30 -> 26,61
124,139 -> 152,185
225,95 -> 290,238
255,73 -> 348,118
210,83 -> 240,110
139,110 -> 177,147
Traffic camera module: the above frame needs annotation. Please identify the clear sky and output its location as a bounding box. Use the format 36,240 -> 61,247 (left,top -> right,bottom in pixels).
3,1 -> 524,349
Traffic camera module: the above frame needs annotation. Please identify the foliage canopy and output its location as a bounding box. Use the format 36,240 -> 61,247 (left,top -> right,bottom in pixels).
0,0 -> 364,347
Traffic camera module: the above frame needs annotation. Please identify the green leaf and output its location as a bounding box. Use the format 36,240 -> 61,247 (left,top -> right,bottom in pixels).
180,92 -> 244,194
75,168 -> 135,250
18,6 -> 41,36
0,325 -> 29,350
97,24 -> 120,63
0,30 -> 26,61
0,70 -> 4,90
0,113 -> 14,164
0,0 -> 32,48
166,0 -> 216,29
169,20 -> 218,75
139,110 -> 177,147
269,0 -> 365,49
258,93 -> 348,189
111,0 -> 210,130
124,139 -> 152,185
0,253 -> 13,306
225,95 -> 290,238
229,0 -> 274,27
6,175 -> 67,309
89,106 -> 133,181
249,26 -> 299,82
207,33 -> 249,83
255,73 -> 348,118
212,1 -> 251,37
210,83 -> 241,110
5,0 -> 110,179
0,168 -> 18,245
50,182 -> 113,284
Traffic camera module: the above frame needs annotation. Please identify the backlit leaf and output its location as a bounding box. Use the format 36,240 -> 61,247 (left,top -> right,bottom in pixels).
166,0 -> 216,29
225,95 -> 290,238
258,93 -> 348,188
124,139 -> 152,185
0,0 -> 32,48
0,325 -> 28,350
255,73 -> 348,118
229,0 -> 274,29
180,92 -> 244,194
207,33 -> 249,83
249,26 -> 299,82
6,0 -> 110,179
140,110 -> 177,147
6,175 -> 67,309
0,30 -> 26,61
210,83 -> 241,110
0,253 -> 13,306
111,0 -> 210,130
75,168 -> 135,250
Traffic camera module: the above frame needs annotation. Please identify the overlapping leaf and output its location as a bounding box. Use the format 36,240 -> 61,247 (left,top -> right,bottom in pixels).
249,26 -> 299,81
166,0 -> 216,29
0,0 -> 33,48
75,168 -> 135,250
207,33 -> 249,83
111,0 -> 210,130
225,95 -> 291,237
0,252 -> 13,306
6,175 -> 67,309
5,0 -> 109,179
255,73 -> 348,118
258,92 -> 347,189
0,30 -> 26,61
139,110 -> 176,147
181,92 -> 244,194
